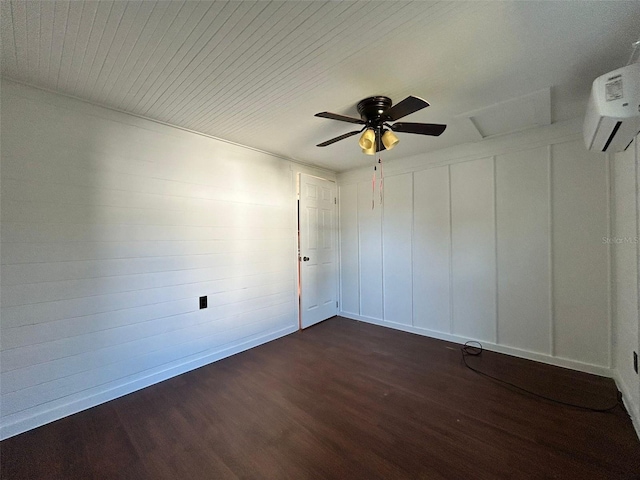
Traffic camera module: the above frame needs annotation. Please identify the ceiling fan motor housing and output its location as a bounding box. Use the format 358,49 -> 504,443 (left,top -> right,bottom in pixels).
357,96 -> 393,126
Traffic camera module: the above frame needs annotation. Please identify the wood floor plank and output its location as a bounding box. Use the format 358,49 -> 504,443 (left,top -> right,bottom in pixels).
2,317 -> 639,479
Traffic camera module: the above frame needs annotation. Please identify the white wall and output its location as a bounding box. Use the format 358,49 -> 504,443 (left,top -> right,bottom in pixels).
338,118 -> 611,375
611,136 -> 640,433
0,80 -> 334,439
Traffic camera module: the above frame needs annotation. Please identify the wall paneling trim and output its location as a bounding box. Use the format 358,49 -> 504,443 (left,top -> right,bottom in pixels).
338,119 -> 611,376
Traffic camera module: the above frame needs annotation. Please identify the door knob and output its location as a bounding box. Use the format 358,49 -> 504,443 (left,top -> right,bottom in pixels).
303,256 -> 310,261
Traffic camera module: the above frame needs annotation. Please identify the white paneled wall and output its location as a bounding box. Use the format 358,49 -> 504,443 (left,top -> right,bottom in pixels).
0,80 -> 333,439
611,137 -> 639,434
339,183 -> 359,315
338,119 -> 611,375
382,174 -> 413,326
357,181 -> 383,319
495,147 -> 551,354
413,166 -> 451,333
450,157 -> 496,342
551,141 -> 609,366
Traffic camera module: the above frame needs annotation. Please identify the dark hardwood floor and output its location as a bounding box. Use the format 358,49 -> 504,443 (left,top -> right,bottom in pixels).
2,317 -> 639,479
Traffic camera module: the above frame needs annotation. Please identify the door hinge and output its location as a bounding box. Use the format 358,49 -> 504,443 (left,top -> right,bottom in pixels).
334,197 -> 337,204
336,301 -> 338,308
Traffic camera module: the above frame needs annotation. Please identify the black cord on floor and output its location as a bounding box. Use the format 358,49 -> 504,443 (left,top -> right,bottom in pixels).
461,341 -> 622,413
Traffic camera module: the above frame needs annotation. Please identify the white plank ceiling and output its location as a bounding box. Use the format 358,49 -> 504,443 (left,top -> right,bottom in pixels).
2,1 -> 639,171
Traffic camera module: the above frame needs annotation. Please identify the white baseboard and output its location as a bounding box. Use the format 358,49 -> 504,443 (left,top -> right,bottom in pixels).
613,370 -> 640,440
340,312 -> 613,378
0,325 -> 297,440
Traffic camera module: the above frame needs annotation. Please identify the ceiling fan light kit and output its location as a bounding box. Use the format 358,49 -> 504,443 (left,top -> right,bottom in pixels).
359,129 -> 398,155
359,128 -> 376,150
382,129 -> 399,150
362,145 -> 376,156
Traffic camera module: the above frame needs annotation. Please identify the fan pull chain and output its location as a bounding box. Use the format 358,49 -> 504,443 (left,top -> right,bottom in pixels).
378,157 -> 384,205
372,165 -> 377,209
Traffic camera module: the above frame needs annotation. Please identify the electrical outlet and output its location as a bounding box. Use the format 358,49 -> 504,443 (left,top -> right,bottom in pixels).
199,296 -> 207,309
634,351 -> 638,374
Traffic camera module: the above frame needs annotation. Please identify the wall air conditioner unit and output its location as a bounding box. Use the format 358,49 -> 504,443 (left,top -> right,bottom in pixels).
583,62 -> 640,153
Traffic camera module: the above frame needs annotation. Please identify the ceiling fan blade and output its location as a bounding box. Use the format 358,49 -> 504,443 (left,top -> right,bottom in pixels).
383,96 -> 430,121
390,122 -> 447,136
316,130 -> 362,147
315,112 -> 365,124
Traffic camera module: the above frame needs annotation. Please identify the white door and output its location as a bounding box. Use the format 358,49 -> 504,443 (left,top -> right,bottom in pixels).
299,173 -> 337,329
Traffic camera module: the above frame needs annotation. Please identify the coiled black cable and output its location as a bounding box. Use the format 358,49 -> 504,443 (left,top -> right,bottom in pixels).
461,341 -> 622,413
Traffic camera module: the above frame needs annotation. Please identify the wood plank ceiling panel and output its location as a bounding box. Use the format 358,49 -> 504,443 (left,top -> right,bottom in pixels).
47,1 -> 71,88
138,1 -> 275,116
89,0 -> 149,97
3,0 -> 639,170
7,0 -> 27,76
105,1 -> 201,109
3,0 -> 452,136
56,1 -> 98,93
36,2 -> 56,82
71,1 -> 114,96
24,0 -> 40,81
55,0 -> 83,91
1,1 -> 17,75
127,1 -> 246,114
213,1 -> 451,136
151,1 -> 310,122
75,1 -> 128,98
187,1 -> 374,133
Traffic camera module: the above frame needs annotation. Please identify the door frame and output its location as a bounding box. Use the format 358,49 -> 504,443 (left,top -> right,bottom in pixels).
296,172 -> 340,330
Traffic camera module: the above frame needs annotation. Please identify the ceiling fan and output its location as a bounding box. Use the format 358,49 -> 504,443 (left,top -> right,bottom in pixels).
315,95 -> 447,154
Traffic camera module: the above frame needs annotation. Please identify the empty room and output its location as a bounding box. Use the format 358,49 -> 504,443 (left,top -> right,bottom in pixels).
1,1 -> 640,478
